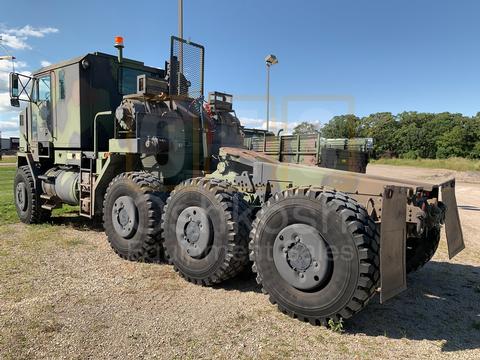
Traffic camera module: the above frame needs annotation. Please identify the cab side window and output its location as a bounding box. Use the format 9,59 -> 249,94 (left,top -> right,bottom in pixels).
37,75 -> 51,102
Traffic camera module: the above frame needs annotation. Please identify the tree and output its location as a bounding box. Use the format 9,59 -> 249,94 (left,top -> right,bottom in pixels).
359,112 -> 399,157
436,126 -> 469,158
311,111 -> 480,159
320,115 -> 361,138
292,122 -> 319,135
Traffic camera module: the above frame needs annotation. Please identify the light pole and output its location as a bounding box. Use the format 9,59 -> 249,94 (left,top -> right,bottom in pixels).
265,54 -> 278,132
178,0 -> 183,40
178,0 -> 184,74
0,36 -> 16,72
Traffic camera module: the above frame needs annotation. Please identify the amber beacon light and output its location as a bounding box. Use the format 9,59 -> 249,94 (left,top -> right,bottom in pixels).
114,36 -> 124,47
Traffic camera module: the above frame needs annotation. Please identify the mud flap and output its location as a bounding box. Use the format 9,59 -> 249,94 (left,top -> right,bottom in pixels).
380,186 -> 407,303
441,180 -> 465,259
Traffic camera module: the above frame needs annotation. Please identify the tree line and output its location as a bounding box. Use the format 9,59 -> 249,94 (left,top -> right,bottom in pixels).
292,112 -> 480,159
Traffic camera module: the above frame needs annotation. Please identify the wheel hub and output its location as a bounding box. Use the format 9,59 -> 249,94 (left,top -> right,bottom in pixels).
287,242 -> 312,271
273,224 -> 330,290
112,196 -> 137,238
16,182 -> 27,211
185,221 -> 201,243
176,206 -> 211,258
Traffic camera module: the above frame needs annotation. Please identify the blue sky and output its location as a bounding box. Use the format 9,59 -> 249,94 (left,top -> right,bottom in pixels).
1,0 -> 480,136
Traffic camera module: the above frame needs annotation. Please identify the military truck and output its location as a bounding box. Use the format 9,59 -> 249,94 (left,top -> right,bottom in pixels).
9,36 -> 464,325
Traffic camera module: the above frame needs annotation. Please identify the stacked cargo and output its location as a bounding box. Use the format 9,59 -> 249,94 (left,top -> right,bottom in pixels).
243,132 -> 373,173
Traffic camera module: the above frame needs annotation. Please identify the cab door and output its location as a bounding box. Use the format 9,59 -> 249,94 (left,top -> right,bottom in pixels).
30,72 -> 54,157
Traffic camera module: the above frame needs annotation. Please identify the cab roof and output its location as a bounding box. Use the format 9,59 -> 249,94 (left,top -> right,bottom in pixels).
33,52 -> 162,76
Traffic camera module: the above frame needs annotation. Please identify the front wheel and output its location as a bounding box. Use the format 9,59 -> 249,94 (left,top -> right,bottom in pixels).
250,187 -> 380,325
14,165 -> 51,224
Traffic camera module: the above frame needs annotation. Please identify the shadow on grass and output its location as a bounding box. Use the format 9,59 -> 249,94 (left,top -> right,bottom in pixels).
348,261 -> 480,352
217,260 -> 480,352
213,268 -> 262,293
49,214 -> 104,232
210,259 -> 480,352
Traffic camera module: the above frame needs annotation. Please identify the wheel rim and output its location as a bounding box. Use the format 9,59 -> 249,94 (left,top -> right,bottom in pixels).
112,195 -> 138,238
16,182 -> 28,212
273,224 -> 330,291
176,206 -> 212,258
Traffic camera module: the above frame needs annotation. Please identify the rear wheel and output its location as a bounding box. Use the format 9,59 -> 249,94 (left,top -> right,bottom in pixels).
406,227 -> 441,273
103,172 -> 166,261
161,178 -> 251,285
14,165 -> 51,224
250,187 -> 379,325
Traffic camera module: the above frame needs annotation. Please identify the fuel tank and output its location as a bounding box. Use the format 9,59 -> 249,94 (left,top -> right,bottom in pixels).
42,168 -> 79,205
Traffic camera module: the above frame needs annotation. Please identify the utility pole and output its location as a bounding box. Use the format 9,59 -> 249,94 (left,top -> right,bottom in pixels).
265,54 -> 278,132
0,36 -> 16,72
266,64 -> 270,131
178,0 -> 184,76
178,0 -> 184,40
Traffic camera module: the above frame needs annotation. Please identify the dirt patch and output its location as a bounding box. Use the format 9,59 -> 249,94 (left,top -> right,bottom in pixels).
0,165 -> 479,359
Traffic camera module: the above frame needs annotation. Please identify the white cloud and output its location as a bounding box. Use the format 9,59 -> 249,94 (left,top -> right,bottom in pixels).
239,117 -> 314,134
0,25 -> 57,132
0,60 -> 28,93
0,92 -> 12,112
0,115 -> 19,138
4,25 -> 58,38
40,60 -> 51,67
239,117 -> 264,128
0,25 -> 59,50
0,119 -> 18,132
0,33 -> 30,50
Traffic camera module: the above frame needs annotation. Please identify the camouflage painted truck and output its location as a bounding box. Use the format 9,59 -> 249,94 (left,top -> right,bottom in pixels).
9,36 -> 464,325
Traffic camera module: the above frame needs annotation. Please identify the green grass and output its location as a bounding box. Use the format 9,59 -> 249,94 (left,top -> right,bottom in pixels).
0,166 -> 18,224
371,157 -> 480,172
0,156 -> 17,164
0,166 -> 79,225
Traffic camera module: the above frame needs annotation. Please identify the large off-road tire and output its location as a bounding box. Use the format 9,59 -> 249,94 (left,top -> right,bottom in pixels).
14,165 -> 51,224
161,178 -> 251,285
103,172 -> 166,261
250,187 -> 380,325
406,226 -> 441,273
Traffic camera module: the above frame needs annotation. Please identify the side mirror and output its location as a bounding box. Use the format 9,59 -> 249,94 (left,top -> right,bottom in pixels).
8,72 -> 34,106
9,72 -> 19,98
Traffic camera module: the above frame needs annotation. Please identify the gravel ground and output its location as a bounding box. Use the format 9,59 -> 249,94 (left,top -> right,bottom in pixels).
0,164 -> 479,359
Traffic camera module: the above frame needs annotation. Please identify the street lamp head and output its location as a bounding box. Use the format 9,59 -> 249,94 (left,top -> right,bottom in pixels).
265,54 -> 278,66
0,55 -> 16,61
